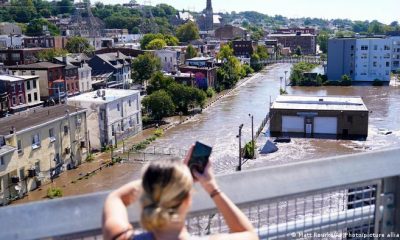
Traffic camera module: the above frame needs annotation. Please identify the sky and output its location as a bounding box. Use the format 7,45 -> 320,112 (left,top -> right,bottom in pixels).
100,0 -> 399,24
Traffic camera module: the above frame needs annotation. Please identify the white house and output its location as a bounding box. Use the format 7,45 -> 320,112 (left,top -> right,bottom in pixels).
154,49 -> 179,73
354,38 -> 392,81
67,89 -> 142,150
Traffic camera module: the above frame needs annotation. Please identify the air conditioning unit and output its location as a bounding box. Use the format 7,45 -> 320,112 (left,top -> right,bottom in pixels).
28,169 -> 37,178
11,176 -> 20,184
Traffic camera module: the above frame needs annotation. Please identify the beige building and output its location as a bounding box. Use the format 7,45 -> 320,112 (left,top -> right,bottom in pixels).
0,105 -> 88,205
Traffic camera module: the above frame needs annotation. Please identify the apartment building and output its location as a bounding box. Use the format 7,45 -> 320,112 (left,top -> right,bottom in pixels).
7,62 -> 66,102
67,89 -> 142,150
54,56 -> 93,93
327,38 -> 393,82
0,105 -> 88,205
268,33 -> 317,55
391,36 -> 400,72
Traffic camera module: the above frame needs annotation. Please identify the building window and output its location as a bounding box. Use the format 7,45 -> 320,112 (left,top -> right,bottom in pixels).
18,95 -> 23,104
34,92 -> 38,101
49,128 -> 56,142
11,84 -> 16,93
17,139 -> 23,154
32,133 -> 41,149
28,94 -> 32,102
11,53 -> 20,61
374,45 -> 378,50
129,100 -> 132,107
373,62 -> 377,67
386,62 -> 390,67
361,45 -> 368,51
0,156 -> 4,166
117,103 -> 120,111
31,71 -> 35,75
27,81 -> 31,90
64,126 -> 69,135
12,96 -> 16,105
33,80 -> 37,89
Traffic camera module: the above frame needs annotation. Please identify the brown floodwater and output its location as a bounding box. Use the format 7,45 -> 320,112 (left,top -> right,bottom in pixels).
14,64 -> 400,203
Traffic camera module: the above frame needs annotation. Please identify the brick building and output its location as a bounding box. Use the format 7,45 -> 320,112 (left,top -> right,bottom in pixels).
268,33 -> 317,55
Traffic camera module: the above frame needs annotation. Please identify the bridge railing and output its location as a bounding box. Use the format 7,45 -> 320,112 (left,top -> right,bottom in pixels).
0,148 -> 399,239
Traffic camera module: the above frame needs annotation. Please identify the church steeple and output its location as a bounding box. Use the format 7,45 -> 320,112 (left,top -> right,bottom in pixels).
205,0 -> 214,31
206,0 -> 212,10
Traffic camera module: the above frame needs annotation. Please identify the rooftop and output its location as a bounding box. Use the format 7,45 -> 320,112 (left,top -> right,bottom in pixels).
186,57 -> 214,61
271,95 -> 368,112
7,62 -> 65,70
268,33 -> 316,37
0,105 -> 86,136
0,74 -> 38,82
67,89 -> 140,104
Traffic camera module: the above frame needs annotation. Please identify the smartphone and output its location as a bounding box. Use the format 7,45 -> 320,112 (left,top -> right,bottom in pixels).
188,141 -> 212,175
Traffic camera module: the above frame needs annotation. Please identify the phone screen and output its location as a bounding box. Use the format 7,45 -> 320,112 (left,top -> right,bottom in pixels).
188,142 -> 212,175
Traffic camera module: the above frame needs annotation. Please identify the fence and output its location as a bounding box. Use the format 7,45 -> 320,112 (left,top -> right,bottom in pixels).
121,146 -> 188,163
0,147 -> 399,240
261,57 -> 326,65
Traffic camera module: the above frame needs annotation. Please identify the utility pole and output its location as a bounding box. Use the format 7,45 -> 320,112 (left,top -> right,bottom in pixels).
236,124 -> 244,171
284,70 -> 288,91
249,114 -> 254,158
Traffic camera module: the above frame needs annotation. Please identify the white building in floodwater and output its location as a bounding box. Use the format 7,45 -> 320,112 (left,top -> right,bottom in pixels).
67,89 -> 142,150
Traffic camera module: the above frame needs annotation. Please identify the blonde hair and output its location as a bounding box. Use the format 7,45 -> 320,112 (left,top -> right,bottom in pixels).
140,159 -> 193,232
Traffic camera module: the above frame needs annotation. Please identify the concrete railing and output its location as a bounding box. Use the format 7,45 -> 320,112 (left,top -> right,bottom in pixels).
1,148 -> 400,239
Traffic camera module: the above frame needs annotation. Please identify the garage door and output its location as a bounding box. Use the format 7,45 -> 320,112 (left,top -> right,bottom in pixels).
282,116 -> 305,133
313,117 -> 338,134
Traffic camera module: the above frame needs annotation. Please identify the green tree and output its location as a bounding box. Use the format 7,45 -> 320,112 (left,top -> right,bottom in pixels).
26,18 -> 60,36
146,38 -> 167,50
217,44 -> 234,61
36,49 -> 68,61
146,72 -> 175,95
11,0 -> 37,23
142,90 -> 175,120
65,37 -> 92,53
132,53 -> 162,84
185,44 -> 198,59
163,35 -> 179,46
56,0 -> 74,15
317,31 -> 329,54
217,56 -> 243,89
295,46 -> 302,56
255,45 -> 269,60
176,22 -> 200,42
167,83 -> 206,113
368,20 -> 385,34
250,53 -> 262,72
340,74 -> 352,86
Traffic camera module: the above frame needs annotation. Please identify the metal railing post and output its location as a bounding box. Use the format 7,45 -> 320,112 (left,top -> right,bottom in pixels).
379,176 -> 400,235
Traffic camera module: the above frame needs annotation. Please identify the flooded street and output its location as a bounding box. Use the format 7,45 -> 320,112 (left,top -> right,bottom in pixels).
14,63 -> 400,202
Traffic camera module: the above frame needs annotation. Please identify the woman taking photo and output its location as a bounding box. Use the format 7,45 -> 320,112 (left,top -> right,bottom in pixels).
102,146 -> 259,240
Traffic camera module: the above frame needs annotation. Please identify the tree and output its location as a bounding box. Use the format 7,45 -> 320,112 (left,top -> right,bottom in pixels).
26,18 -> 60,36
217,44 -> 234,61
142,90 -> 175,120
295,46 -> 302,56
146,39 -> 167,50
36,49 -> 68,61
317,31 -> 329,54
340,74 -> 352,86
255,45 -> 269,60
368,20 -> 385,34
132,53 -> 161,84
176,22 -> 200,42
250,53 -> 262,72
163,35 -> 179,46
65,37 -> 92,53
146,72 -> 175,95
217,56 -> 243,89
56,0 -> 74,15
185,44 -> 198,59
167,83 -> 206,113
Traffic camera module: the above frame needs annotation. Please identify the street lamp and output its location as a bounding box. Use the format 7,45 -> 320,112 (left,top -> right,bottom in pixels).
236,124 -> 244,171
249,114 -> 254,159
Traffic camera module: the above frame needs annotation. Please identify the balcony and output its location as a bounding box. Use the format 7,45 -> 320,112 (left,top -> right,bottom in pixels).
0,148 -> 399,239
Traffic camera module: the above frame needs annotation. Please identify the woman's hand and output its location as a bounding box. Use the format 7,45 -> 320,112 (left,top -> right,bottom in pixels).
193,162 -> 219,194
